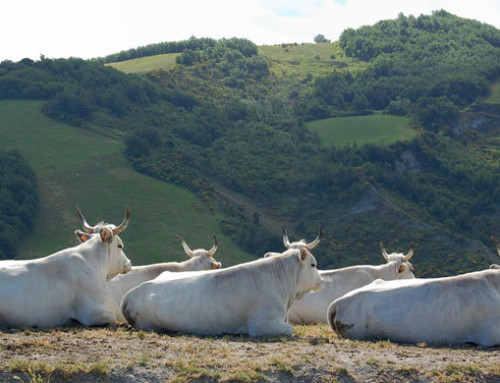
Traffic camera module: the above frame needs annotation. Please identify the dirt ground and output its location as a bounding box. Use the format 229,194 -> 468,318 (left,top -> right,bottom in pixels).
1,324 -> 499,383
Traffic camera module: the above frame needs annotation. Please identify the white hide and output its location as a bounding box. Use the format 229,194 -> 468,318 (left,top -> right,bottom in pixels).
288,244 -> 415,324
328,268 -> 500,347
106,236 -> 221,322
121,248 -> 323,337
0,228 -> 131,328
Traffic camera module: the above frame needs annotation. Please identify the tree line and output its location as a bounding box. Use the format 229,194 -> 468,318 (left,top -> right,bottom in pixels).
0,150 -> 38,260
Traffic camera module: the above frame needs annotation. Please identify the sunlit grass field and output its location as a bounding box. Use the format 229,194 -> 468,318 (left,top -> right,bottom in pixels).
106,53 -> 180,74
484,81 -> 500,104
307,114 -> 418,149
0,100 -> 253,266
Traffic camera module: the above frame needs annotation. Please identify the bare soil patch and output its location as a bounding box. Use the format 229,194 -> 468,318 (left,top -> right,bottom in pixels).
1,324 -> 499,383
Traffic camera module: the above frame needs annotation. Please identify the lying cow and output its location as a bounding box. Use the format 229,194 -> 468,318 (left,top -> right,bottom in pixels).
288,242 -> 415,323
264,226 -> 322,258
328,237 -> 500,347
121,248 -> 323,337
106,235 -> 221,322
0,207 -> 131,328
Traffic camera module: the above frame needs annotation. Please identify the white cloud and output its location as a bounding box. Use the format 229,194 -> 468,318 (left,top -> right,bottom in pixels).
0,0 -> 498,61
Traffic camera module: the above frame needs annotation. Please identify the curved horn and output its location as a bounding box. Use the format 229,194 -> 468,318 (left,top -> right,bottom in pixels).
306,226 -> 323,250
112,205 -> 130,235
282,226 -> 291,249
178,235 -> 194,257
208,235 -> 219,257
75,206 -> 96,234
492,236 -> 500,257
380,241 -> 389,260
402,245 -> 414,262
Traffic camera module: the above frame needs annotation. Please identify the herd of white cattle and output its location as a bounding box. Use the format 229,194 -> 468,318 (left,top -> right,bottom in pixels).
1,206 -> 499,347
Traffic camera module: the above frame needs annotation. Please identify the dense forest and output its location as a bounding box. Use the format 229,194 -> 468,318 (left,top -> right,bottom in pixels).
0,10 -> 499,275
0,150 -> 38,259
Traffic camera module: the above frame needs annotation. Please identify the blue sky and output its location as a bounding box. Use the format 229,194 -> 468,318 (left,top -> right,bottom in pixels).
1,0 -> 499,62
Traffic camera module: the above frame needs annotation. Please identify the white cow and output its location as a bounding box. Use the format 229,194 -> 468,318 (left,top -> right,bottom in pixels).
328,238 -> 500,347
121,248 -> 323,337
288,242 -> 415,323
106,235 -> 221,322
0,260 -> 29,268
264,226 -> 322,258
491,236 -> 500,269
0,207 -> 132,328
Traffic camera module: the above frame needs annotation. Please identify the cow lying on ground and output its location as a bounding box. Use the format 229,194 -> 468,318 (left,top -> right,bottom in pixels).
106,235 -> 221,322
288,242 -> 415,323
0,207 -> 131,328
328,237 -> 500,347
121,248 -> 323,337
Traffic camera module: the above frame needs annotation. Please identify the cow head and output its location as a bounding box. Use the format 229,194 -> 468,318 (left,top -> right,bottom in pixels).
491,236 -> 500,270
178,234 -> 222,270
75,206 -> 132,280
380,241 -> 415,279
282,226 -> 323,250
295,248 -> 323,299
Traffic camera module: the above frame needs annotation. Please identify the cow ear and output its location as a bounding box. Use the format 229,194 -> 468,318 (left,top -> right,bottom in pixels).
299,248 -> 308,262
398,264 -> 406,273
75,230 -> 90,243
100,227 -> 113,244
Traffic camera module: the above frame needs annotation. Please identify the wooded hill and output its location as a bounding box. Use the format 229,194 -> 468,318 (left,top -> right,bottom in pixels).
0,10 -> 499,277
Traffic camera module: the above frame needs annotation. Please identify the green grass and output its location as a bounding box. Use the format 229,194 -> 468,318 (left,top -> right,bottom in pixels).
307,114 -> 418,148
106,53 -> 180,74
0,100 -> 253,266
484,81 -> 500,104
259,41 -> 369,78
105,42 -> 367,78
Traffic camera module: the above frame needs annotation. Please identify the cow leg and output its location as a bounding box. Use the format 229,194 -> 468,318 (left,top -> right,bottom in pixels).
72,296 -> 117,327
248,319 -> 293,337
77,305 -> 116,327
247,311 -> 293,337
476,319 -> 500,347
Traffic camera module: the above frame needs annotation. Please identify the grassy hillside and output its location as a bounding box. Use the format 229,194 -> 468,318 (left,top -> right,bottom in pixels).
0,100 -> 254,266
106,53 -> 180,74
307,114 -> 418,148
484,81 -> 500,104
105,42 -> 367,77
259,41 -> 369,78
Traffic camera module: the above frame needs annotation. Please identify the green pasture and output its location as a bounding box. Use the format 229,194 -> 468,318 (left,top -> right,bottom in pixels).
307,114 -> 417,148
106,53 -> 179,74
0,100 -> 253,266
484,81 -> 500,104
105,42 -> 366,78
259,42 -> 369,78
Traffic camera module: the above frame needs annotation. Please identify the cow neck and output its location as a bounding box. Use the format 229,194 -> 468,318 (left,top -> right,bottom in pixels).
266,253 -> 299,310
78,235 -> 110,282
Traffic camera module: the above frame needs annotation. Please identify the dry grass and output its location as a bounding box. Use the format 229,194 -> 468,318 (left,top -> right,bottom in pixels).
1,324 -> 500,382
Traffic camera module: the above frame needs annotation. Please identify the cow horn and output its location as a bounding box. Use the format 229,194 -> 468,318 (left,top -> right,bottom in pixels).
112,205 -> 130,235
208,235 -> 219,257
402,245 -> 414,262
75,206 -> 96,234
178,235 -> 194,257
306,226 -> 323,250
492,236 -> 500,257
380,241 -> 389,260
282,226 -> 291,249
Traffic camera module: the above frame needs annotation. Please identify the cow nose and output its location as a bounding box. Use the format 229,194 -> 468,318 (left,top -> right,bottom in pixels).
212,262 -> 221,269
123,261 -> 132,273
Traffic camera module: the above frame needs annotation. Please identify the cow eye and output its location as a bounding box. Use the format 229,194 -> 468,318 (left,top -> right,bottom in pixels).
118,244 -> 123,249
311,263 -> 317,268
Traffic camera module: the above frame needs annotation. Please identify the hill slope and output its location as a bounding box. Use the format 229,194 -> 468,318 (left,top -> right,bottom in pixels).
0,100 -> 253,266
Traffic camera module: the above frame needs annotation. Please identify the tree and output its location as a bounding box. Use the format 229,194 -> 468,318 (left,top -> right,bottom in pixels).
314,34 -> 330,43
